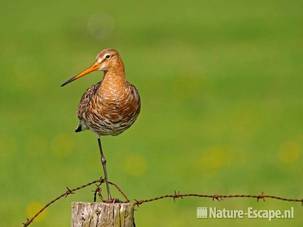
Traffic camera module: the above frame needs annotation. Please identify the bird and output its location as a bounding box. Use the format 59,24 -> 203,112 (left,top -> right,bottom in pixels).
61,48 -> 141,200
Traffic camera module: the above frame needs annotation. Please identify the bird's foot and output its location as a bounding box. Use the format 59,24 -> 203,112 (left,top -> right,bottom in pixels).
103,197 -> 123,203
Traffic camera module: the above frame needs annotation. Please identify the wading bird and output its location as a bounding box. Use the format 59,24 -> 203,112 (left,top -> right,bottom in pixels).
61,49 -> 141,199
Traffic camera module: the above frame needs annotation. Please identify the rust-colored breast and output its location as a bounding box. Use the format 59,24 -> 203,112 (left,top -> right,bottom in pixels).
77,78 -> 140,136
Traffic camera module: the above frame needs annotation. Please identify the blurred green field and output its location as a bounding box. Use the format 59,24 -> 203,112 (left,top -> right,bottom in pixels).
1,0 -> 303,226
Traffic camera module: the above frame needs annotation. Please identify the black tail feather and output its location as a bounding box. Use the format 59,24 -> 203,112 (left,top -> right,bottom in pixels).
75,125 -> 82,133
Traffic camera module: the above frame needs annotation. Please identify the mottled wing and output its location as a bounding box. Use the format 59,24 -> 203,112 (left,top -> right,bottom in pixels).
128,82 -> 141,117
77,81 -> 101,121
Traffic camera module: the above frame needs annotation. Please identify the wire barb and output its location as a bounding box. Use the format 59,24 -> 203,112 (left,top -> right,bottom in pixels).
212,194 -> 222,201
257,192 -> 266,202
64,187 -> 74,197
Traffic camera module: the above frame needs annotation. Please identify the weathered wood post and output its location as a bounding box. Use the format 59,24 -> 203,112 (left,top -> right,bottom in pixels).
72,202 -> 135,227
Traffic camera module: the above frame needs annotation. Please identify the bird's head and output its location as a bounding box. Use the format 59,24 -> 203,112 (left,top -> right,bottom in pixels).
61,48 -> 123,87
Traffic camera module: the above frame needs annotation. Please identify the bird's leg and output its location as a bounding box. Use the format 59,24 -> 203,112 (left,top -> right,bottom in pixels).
97,138 -> 112,200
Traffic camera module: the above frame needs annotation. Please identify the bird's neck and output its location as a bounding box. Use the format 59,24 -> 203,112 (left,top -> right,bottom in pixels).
104,58 -> 125,79
103,67 -> 126,84
107,58 -> 125,77
99,65 -> 127,96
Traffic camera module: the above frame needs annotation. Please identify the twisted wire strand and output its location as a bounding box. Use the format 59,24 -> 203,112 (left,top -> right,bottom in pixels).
23,179 -> 303,226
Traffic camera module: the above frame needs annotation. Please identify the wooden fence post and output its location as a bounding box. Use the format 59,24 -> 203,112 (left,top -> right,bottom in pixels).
72,202 -> 135,227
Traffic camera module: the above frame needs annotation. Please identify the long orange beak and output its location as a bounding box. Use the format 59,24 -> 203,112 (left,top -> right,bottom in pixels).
61,62 -> 100,87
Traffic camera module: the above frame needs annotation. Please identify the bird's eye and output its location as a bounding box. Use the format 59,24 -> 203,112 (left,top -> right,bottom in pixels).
105,54 -> 110,59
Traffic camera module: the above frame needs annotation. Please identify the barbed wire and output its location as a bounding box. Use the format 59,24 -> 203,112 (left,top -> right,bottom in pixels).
22,177 -> 128,227
23,178 -> 102,226
134,191 -> 303,206
22,178 -> 303,226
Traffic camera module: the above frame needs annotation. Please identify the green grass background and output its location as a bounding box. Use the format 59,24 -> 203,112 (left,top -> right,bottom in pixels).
1,0 -> 303,226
